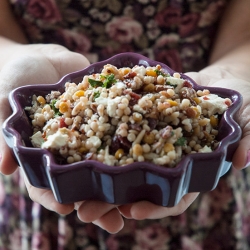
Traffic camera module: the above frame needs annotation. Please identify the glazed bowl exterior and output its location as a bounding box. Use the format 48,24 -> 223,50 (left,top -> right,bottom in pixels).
2,53 -> 242,206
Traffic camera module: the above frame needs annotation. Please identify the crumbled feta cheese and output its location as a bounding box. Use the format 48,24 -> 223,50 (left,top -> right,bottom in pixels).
42,129 -> 69,149
166,76 -> 185,92
106,96 -> 123,117
31,131 -> 44,148
86,136 -> 102,148
95,96 -> 108,106
198,145 -> 212,153
198,94 -> 229,116
132,66 -> 146,78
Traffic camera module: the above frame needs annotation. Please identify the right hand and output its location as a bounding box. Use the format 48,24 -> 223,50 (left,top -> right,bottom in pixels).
0,43 -> 125,233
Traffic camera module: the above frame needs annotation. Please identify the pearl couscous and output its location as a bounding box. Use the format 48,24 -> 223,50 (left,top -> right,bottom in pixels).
25,64 -> 232,167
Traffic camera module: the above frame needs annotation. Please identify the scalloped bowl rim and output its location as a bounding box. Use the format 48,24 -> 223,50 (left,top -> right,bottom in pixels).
3,52 -> 242,178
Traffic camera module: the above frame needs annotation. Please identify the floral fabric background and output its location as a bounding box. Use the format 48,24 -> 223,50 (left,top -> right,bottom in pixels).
11,0 -> 227,72
2,0 -> 250,249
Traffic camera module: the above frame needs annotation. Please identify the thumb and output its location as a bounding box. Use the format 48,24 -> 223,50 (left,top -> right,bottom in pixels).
0,48 -> 90,175
44,49 -> 90,78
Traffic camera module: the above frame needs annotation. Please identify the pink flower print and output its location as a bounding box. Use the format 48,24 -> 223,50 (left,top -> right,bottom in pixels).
155,7 -> 181,28
27,0 -> 62,23
155,49 -> 182,72
179,13 -> 200,38
181,236 -> 202,250
59,29 -> 91,54
106,16 -> 143,43
106,234 -> 120,250
154,34 -> 179,48
31,232 -> 51,250
134,224 -> 169,250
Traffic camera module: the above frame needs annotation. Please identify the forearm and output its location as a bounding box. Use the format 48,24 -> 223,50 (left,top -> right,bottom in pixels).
205,0 -> 250,81
0,0 -> 28,69
0,0 -> 27,44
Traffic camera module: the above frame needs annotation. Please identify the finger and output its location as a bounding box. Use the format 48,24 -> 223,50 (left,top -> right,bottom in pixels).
125,193 -> 199,220
118,203 -> 133,219
77,200 -> 118,223
232,134 -> 250,169
92,208 -> 124,234
24,178 -> 74,215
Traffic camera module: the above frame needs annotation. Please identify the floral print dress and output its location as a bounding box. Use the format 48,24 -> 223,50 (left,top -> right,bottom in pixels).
1,0 -> 250,249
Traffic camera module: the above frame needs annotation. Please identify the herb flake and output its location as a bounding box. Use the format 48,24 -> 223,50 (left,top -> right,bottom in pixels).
88,78 -> 103,88
50,99 -> 61,116
174,137 -> 187,146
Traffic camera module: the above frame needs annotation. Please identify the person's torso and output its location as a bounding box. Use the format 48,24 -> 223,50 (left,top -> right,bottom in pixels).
10,0 -> 230,72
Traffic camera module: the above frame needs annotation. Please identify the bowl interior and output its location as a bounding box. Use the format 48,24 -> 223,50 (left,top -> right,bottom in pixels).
3,53 -> 242,198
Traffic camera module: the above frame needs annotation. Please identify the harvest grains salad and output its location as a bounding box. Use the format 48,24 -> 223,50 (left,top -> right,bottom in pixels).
25,64 -> 232,167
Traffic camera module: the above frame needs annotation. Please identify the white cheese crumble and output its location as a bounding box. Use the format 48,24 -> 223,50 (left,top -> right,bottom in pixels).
198,94 -> 229,116
41,129 -> 69,149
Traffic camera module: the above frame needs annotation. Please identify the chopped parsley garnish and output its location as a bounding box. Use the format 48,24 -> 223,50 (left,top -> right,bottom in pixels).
174,137 -> 187,146
88,74 -> 117,89
50,99 -> 61,116
88,78 -> 103,88
166,81 -> 177,88
154,69 -> 169,77
101,74 -> 117,88
93,91 -> 101,100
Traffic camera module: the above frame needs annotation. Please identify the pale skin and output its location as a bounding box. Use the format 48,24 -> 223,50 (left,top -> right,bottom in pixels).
1,0 -> 250,234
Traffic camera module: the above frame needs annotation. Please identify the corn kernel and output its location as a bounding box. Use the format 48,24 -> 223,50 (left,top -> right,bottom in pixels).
132,144 -> 143,156
193,97 -> 201,104
193,107 -> 200,118
143,83 -> 155,92
121,68 -> 131,76
37,96 -> 46,105
146,69 -> 157,77
198,119 -> 209,127
74,90 -> 85,98
78,146 -> 88,153
143,132 -> 155,145
166,99 -> 178,106
59,102 -> 69,113
193,126 -> 201,136
164,143 -> 175,153
115,149 -> 125,159
210,115 -> 218,128
133,112 -> 142,123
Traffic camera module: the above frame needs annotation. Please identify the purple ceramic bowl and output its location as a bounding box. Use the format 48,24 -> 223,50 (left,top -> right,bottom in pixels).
2,53 -> 242,206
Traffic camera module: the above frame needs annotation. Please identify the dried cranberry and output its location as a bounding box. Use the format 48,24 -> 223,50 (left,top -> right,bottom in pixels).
124,72 -> 137,79
183,80 -> 192,88
110,135 -> 121,154
147,118 -> 158,130
128,91 -> 141,106
110,135 -> 131,154
129,123 -> 141,131
118,135 -> 131,152
180,87 -> 197,105
59,118 -> 67,128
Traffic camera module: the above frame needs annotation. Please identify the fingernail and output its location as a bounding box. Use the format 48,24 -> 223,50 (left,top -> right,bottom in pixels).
244,150 -> 250,169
